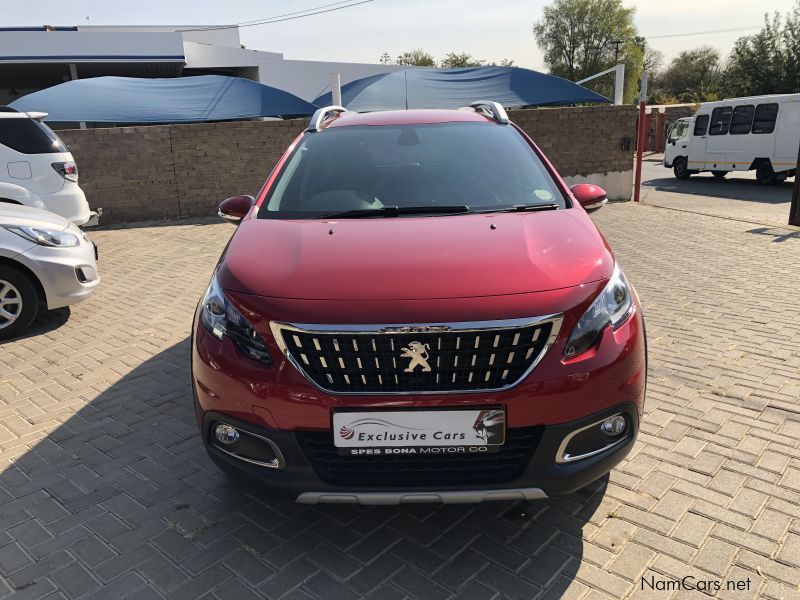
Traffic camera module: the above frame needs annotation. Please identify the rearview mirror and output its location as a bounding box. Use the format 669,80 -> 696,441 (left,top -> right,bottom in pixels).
570,184 -> 607,212
218,195 -> 254,224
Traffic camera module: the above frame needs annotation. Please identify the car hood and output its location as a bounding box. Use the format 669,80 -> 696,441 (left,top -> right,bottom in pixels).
219,209 -> 614,301
0,203 -> 73,229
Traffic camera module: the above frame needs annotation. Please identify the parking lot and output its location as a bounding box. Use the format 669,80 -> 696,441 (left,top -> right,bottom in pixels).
641,157 -> 799,231
1,197 -> 799,599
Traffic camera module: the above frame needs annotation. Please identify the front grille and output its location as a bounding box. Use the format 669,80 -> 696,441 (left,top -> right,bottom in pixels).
297,427 -> 543,487
271,317 -> 560,394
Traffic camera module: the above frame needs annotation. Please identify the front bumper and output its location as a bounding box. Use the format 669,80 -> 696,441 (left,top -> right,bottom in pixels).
201,403 -> 638,504
15,237 -> 100,310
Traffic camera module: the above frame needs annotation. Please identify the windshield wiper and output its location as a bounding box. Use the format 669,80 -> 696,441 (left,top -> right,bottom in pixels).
319,205 -> 470,219
476,202 -> 559,214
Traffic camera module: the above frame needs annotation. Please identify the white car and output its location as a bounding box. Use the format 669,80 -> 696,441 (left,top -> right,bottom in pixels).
0,203 -> 99,340
0,107 -> 99,226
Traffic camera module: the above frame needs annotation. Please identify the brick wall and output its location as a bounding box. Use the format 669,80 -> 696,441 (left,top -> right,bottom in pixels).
510,105 -> 636,178
60,105 -> 636,224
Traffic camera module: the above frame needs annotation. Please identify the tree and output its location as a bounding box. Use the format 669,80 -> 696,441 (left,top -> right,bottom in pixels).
533,0 -> 641,102
723,13 -> 787,97
658,46 -> 722,102
396,49 -> 436,67
440,52 -> 485,68
379,52 -> 392,65
487,58 -> 516,67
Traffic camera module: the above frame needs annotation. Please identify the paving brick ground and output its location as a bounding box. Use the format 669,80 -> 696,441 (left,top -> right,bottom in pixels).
641,157 -> 800,231
1,200 -> 799,599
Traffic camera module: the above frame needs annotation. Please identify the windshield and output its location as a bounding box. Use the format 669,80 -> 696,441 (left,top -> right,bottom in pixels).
259,122 -> 566,218
669,119 -> 690,141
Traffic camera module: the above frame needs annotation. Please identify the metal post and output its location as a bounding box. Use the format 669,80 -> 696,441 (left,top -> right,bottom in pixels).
613,63 -> 625,106
633,72 -> 649,203
69,63 -> 87,130
655,110 -> 666,153
790,137 -> 800,226
331,73 -> 342,107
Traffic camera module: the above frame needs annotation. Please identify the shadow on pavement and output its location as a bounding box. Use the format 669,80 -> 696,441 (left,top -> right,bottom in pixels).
643,173 -> 792,205
2,306 -> 71,344
0,338 -> 607,598
746,226 -> 800,242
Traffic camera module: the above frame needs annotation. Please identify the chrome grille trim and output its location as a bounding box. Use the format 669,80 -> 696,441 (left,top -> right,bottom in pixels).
270,315 -> 562,396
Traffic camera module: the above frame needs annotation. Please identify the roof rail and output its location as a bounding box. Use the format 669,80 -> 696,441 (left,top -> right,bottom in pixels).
469,101 -> 509,125
307,105 -> 347,132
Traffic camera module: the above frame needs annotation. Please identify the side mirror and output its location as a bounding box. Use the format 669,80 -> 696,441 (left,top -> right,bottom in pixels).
570,183 -> 607,212
218,195 -> 254,224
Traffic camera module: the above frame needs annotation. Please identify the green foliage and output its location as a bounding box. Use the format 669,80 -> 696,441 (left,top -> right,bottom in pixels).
385,50 -> 515,69
396,49 -> 436,67
657,46 -> 722,102
533,0 -> 642,103
723,13 -> 787,97
441,52 -> 485,68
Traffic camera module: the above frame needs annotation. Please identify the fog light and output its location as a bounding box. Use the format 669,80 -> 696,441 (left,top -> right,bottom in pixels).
214,423 -> 239,445
600,415 -> 626,436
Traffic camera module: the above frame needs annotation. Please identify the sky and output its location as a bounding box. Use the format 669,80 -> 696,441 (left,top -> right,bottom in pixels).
5,0 -> 798,70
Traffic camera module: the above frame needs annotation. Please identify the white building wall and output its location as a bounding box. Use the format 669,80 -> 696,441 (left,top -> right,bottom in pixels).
0,31 -> 185,62
76,25 -> 242,49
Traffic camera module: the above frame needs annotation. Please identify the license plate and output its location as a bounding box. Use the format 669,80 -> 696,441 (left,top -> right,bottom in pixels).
332,408 -> 505,456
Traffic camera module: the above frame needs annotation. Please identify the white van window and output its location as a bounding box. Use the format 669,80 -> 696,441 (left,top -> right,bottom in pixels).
752,103 -> 778,134
693,114 -> 709,136
730,105 -> 754,135
709,107 -> 732,136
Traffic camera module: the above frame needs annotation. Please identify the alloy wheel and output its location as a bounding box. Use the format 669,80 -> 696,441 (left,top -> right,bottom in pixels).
0,279 -> 23,330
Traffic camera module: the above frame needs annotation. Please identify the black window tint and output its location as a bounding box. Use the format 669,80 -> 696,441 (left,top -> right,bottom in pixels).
260,122 -> 566,218
693,114 -> 709,136
709,107 -> 732,135
0,118 -> 67,154
730,105 -> 754,134
752,103 -> 778,134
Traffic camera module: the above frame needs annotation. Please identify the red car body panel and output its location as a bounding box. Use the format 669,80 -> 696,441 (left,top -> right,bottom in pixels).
218,210 -> 613,301
193,107 -> 647,499
192,298 -> 645,431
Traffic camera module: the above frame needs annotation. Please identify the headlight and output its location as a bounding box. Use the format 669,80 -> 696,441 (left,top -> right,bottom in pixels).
199,273 -> 272,365
4,225 -> 80,247
564,264 -> 633,358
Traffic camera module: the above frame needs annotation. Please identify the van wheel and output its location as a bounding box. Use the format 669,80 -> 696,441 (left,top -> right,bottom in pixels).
756,164 -> 777,185
711,171 -> 727,179
0,265 -> 40,340
673,157 -> 691,179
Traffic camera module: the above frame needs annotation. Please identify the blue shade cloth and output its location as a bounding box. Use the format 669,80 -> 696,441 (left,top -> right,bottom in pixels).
313,66 -> 610,111
10,75 -> 317,122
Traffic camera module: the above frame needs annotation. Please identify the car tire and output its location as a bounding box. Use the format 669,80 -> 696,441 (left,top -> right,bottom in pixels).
756,164 -> 777,185
711,170 -> 727,179
0,265 -> 40,341
673,157 -> 691,179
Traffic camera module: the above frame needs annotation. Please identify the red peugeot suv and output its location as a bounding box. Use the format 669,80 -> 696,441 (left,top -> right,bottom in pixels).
192,102 -> 646,505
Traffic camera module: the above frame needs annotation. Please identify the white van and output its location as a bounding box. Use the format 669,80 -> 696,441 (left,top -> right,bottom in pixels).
664,93 -> 800,184
0,107 -> 99,225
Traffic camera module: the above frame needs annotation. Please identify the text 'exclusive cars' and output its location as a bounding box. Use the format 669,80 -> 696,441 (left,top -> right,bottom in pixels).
192,102 -> 647,505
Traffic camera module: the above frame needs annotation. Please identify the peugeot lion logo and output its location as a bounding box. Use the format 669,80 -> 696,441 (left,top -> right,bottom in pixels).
401,341 -> 432,373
